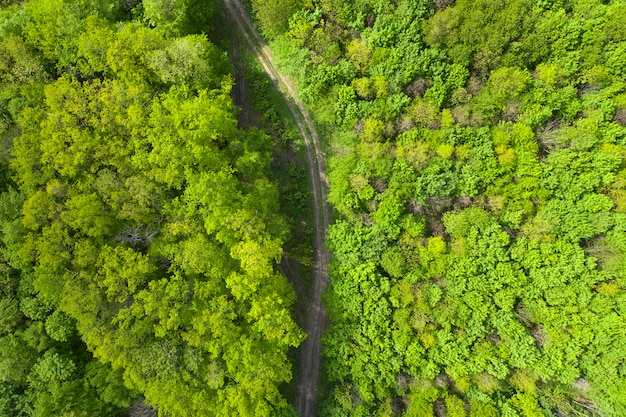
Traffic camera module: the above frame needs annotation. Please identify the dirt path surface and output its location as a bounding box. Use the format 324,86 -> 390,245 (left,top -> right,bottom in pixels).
222,1 -> 331,416
225,13 -> 256,130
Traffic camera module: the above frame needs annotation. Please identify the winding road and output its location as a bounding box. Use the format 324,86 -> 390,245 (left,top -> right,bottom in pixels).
222,1 -> 331,416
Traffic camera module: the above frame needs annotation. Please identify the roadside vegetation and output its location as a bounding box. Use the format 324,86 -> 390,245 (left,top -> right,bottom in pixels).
251,0 -> 626,415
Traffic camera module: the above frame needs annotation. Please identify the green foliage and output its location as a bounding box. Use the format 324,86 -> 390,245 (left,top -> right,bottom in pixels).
5,0 -> 626,415
147,34 -> 230,90
85,361 -> 136,408
380,247 -> 406,278
424,0 -> 537,74
279,0 -> 626,415
0,297 -> 20,334
0,0 -> 303,416
252,0 -> 304,39
31,350 -> 76,383
20,296 -> 52,321
143,0 -> 216,36
0,382 -> 31,417
44,310 -> 74,342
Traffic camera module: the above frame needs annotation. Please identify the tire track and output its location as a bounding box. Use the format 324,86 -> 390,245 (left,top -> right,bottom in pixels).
221,2 -> 330,417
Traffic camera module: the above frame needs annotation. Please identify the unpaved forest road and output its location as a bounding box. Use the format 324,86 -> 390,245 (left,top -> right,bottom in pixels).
222,1 -> 331,416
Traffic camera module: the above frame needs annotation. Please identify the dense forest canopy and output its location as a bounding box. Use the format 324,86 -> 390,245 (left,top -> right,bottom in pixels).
0,0 -> 303,416
254,0 -> 626,415
2,0 -> 626,416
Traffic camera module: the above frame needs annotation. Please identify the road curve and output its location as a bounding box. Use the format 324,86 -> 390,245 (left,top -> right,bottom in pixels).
221,2 -> 331,417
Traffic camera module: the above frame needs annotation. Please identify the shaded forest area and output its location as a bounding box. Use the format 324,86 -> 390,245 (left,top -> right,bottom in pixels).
0,0 -> 305,416
252,0 -> 626,415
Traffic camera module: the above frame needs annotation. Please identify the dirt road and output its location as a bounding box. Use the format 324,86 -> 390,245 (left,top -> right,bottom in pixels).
221,1 -> 331,416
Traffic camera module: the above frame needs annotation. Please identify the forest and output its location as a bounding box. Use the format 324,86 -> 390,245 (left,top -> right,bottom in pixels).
1,0 -> 626,416
253,0 -> 626,415
0,0 -> 304,416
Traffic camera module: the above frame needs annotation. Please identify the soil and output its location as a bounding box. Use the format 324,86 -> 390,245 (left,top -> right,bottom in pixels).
227,19 -> 256,130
